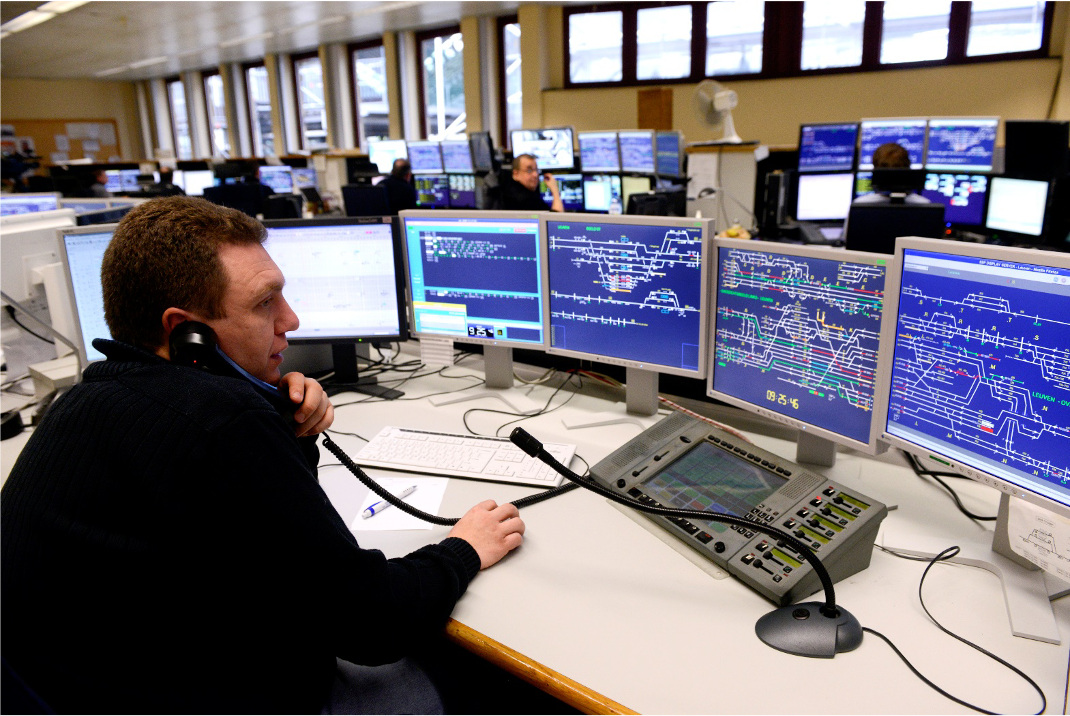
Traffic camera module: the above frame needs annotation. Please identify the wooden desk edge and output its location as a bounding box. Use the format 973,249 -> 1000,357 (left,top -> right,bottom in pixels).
444,618 -> 638,715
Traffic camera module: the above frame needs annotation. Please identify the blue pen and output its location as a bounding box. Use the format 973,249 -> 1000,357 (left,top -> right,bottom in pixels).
362,485 -> 418,519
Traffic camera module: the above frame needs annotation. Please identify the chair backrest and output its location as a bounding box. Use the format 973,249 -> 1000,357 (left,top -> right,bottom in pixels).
341,184 -> 390,217
263,194 -> 302,219
202,184 -> 264,218
844,201 -> 946,254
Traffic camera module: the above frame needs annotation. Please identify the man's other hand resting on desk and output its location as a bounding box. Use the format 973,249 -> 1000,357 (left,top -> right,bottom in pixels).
1,196 -> 525,716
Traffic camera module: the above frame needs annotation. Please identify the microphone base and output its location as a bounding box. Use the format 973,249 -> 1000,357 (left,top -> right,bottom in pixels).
755,602 -> 863,658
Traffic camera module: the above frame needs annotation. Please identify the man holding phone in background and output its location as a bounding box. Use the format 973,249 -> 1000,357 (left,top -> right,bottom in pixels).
502,153 -> 564,211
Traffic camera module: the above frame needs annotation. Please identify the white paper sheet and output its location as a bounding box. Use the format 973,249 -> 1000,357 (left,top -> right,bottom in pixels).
1008,497 -> 1070,582
419,336 -> 454,368
351,476 -> 448,532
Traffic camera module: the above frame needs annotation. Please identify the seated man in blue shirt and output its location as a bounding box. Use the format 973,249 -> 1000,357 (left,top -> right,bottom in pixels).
1,196 -> 526,714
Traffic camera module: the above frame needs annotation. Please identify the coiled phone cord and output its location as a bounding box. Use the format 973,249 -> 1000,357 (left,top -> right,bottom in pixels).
320,434 -> 578,527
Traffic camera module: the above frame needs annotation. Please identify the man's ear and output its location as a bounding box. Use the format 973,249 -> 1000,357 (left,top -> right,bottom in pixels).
159,308 -> 199,359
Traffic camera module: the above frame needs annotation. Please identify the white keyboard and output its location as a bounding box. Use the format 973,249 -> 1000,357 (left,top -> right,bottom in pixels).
355,427 -> 576,487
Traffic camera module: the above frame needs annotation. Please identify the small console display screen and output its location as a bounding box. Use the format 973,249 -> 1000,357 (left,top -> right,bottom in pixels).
641,441 -> 787,533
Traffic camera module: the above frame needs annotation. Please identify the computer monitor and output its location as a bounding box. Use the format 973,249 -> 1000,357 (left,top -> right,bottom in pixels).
875,237 -> 1070,642
401,210 -> 547,403
180,169 -> 217,196
440,139 -> 475,174
368,139 -> 408,174
582,174 -> 623,214
60,198 -> 111,215
1,193 -> 61,216
292,167 -> 318,190
448,174 -> 477,209
798,122 -> 860,173
795,172 -> 854,221
621,176 -> 653,209
858,118 -> 927,170
342,185 -> 390,217
985,176 -> 1051,240
618,130 -> 656,174
541,174 -> 584,212
1004,119 -> 1070,179
922,172 -> 988,226
925,117 -> 998,173
105,169 -> 140,193
407,141 -> 444,174
77,206 -> 134,226
469,131 -> 495,173
261,217 -> 408,397
1,209 -> 76,321
258,165 -> 294,194
56,224 -> 117,365
510,127 -> 575,171
544,214 -> 712,416
655,131 -> 684,178
844,202 -> 946,255
708,239 -> 890,463
414,175 -> 449,209
578,131 -> 621,173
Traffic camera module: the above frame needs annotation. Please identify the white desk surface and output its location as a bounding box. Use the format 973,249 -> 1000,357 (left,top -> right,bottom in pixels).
4,354 -> 1068,714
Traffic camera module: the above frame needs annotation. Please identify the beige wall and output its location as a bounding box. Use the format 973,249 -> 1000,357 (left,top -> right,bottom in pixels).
1,78 -> 144,160
542,58 -> 1061,148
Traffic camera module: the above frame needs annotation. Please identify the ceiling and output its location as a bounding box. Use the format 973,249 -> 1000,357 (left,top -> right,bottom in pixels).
0,1 -> 525,82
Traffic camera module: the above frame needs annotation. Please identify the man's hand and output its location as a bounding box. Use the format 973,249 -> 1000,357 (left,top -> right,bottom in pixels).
543,173 -> 564,212
280,372 -> 334,437
447,500 -> 526,569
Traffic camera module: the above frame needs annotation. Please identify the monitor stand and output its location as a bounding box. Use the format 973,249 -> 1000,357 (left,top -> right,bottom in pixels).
796,432 -> 837,467
561,367 -> 663,431
428,345 -> 541,414
321,343 -> 403,399
883,494 -> 1070,645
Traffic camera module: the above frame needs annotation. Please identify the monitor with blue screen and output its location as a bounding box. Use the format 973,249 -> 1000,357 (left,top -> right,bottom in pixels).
655,131 -> 683,178
1,193 -> 60,216
448,174 -> 477,209
858,118 -> 927,170
541,174 -> 584,212
921,172 -> 988,226
578,132 -> 620,173
708,239 -> 890,457
582,174 -> 622,214
510,128 -> 575,171
440,139 -> 475,174
59,199 -> 110,215
258,165 -> 294,194
798,122 -> 859,173
368,139 -> 408,174
57,225 -> 118,365
925,117 -> 998,172
292,167 -> 318,189
105,169 -> 140,193
415,175 -> 449,209
545,214 -> 710,379
618,131 -> 656,174
406,141 -> 444,174
875,237 -> 1070,640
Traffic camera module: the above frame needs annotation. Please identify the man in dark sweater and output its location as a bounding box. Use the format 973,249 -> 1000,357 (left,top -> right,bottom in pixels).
1,196 -> 525,713
501,153 -> 563,212
382,158 -> 417,214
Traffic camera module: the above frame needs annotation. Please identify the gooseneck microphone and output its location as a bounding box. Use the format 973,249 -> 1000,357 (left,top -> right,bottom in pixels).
509,427 -> 865,659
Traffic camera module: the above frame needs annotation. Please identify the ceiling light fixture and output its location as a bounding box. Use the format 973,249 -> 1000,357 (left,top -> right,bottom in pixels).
219,31 -> 275,49
128,56 -> 169,69
0,0 -> 88,36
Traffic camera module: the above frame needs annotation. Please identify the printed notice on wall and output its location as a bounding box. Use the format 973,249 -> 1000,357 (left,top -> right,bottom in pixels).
1008,497 -> 1070,582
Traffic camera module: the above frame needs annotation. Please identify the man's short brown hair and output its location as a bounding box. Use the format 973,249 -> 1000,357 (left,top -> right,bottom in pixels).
101,196 -> 266,351
872,142 -> 911,169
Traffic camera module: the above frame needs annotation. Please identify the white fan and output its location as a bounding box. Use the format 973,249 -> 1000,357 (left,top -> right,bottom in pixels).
694,79 -> 742,144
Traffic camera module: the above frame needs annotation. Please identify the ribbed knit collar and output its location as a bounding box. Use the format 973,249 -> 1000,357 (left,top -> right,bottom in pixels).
84,339 -> 167,379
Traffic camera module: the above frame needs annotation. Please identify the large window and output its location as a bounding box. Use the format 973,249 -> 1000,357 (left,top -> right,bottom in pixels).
166,77 -> 192,160
244,63 -> 274,156
418,28 -> 466,139
292,52 -> 328,150
350,42 -> 390,146
562,1 -> 1052,86
500,19 -> 523,139
203,71 -> 230,157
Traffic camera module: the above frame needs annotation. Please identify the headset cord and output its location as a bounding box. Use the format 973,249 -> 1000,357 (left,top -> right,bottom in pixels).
320,434 -> 578,527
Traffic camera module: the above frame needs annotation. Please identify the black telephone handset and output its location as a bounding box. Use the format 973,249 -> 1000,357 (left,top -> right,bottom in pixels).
169,321 -> 293,415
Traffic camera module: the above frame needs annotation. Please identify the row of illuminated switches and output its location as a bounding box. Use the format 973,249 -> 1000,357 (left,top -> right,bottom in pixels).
780,487 -> 868,550
739,540 -> 799,584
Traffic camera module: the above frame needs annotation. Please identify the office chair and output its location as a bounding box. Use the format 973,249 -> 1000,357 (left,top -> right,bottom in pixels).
263,194 -> 303,219
341,184 -> 390,217
202,184 -> 265,218
844,202 -> 946,254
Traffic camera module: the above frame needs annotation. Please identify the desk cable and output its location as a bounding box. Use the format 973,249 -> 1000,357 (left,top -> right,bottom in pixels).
901,450 -> 997,522
866,545 -> 1046,715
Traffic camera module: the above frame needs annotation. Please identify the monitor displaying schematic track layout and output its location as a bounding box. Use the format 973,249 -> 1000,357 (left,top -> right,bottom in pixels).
708,239 -> 890,451
544,214 -> 711,378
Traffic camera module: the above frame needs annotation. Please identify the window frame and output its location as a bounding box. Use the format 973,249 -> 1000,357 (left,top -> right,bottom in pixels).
561,1 -> 1054,88
164,75 -> 193,160
415,24 -> 463,140
290,49 -> 327,151
201,68 -> 230,157
241,60 -> 273,157
347,38 -> 389,149
497,14 -> 520,147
